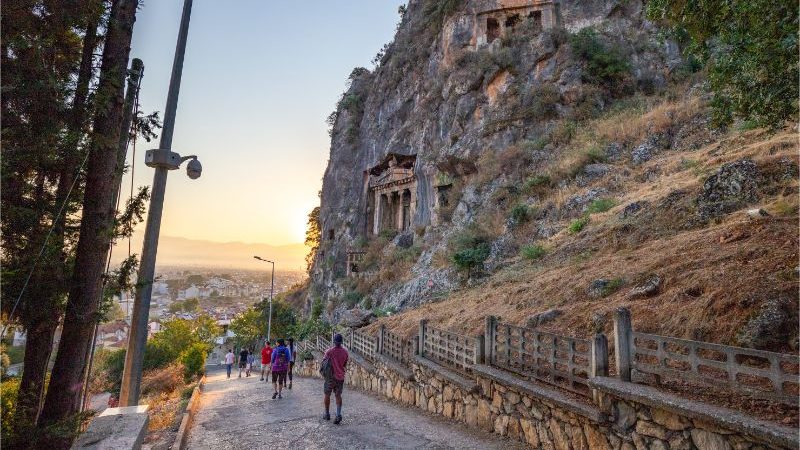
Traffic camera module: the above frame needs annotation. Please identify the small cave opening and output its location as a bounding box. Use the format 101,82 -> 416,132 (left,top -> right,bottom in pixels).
487,17 -> 500,43
328,229 -> 335,240
505,14 -> 520,28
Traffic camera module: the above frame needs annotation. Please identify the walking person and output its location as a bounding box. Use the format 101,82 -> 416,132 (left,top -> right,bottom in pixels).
224,349 -> 234,379
321,333 -> 348,424
270,338 -> 291,399
260,340 -> 273,382
238,347 -> 249,378
246,348 -> 255,377
287,338 -> 297,389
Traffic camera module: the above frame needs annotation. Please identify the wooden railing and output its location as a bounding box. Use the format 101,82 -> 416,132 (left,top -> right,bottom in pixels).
349,329 -> 377,360
488,317 -> 594,396
615,308 -> 800,405
420,320 -> 482,374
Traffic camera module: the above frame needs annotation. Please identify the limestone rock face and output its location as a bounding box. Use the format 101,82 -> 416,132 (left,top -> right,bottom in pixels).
310,0 -> 683,315
737,295 -> 796,349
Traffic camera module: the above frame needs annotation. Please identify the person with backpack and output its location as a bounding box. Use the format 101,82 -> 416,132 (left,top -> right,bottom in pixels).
260,340 -> 273,382
287,338 -> 297,389
321,333 -> 348,424
224,349 -> 234,379
270,338 -> 291,399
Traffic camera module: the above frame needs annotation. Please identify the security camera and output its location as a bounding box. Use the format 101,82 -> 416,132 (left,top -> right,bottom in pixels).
186,158 -> 202,179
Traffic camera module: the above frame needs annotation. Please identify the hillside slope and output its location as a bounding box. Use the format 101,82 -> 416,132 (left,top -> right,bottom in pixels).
306,0 -> 799,354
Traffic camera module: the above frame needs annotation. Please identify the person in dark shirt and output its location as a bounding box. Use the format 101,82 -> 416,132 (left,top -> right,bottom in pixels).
322,333 -> 349,424
238,347 -> 249,378
271,339 -> 291,399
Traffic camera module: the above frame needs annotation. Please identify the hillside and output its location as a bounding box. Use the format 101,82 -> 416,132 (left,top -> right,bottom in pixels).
305,0 -> 799,354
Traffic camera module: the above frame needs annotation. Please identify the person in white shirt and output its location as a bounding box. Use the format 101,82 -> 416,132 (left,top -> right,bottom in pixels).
224,349 -> 235,379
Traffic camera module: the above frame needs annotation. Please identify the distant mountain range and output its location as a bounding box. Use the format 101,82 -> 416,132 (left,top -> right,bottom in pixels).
110,235 -> 308,271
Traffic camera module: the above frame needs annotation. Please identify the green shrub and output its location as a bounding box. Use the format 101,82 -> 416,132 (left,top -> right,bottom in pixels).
373,306 -> 398,317
568,216 -> 590,234
180,384 -> 196,400
585,146 -> 607,164
587,198 -> 617,214
521,245 -> 547,261
2,345 -> 24,365
449,226 -> 492,276
180,343 -> 207,382
343,291 -> 364,309
601,278 -> 625,297
570,28 -> 631,91
521,138 -> 549,153
509,204 -> 531,225
524,83 -> 561,120
523,175 -> 551,191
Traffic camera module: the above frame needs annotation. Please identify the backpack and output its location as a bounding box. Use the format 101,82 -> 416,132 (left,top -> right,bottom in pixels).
273,347 -> 289,371
320,356 -> 333,380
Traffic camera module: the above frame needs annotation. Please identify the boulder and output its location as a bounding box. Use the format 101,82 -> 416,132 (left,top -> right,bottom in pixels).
696,159 -> 760,221
737,296 -> 796,349
394,232 -> 414,249
626,275 -> 662,299
526,309 -> 563,328
631,135 -> 660,165
587,279 -> 611,298
339,309 -> 376,328
690,429 -> 732,450
620,201 -> 647,219
605,142 -> 623,160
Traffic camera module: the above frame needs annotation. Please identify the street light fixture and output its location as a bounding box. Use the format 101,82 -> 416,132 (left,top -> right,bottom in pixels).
254,256 -> 275,341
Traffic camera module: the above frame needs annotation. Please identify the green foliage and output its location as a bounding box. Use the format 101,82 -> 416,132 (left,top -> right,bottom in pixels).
587,198 -> 617,214
509,204 -> 531,226
305,206 -> 321,273
343,291 -> 364,309
293,298 -> 331,341
1,378 -> 19,438
423,0 -> 463,30
450,227 -> 492,277
570,28 -> 631,92
568,216 -> 590,234
647,0 -> 798,128
180,343 -> 207,382
601,278 -> 625,297
585,146 -> 608,164
524,83 -> 561,120
2,344 -> 24,365
186,274 -> 205,285
523,174 -> 552,191
168,297 -> 200,314
521,244 -> 547,261
372,305 -> 398,317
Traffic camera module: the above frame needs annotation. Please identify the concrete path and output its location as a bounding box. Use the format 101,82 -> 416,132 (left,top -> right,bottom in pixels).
186,367 -> 523,449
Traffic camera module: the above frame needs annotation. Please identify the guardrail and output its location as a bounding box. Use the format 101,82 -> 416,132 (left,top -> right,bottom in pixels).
487,316 -> 597,396
614,307 -> 799,405
349,328 -> 377,360
380,326 -> 414,364
419,320 -> 483,374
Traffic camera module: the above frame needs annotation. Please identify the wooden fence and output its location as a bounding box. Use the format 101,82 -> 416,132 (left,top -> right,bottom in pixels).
486,316 -> 600,396
419,320 -> 483,374
614,308 -> 800,405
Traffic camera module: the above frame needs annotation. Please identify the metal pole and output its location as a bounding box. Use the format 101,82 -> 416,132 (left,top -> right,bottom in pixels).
267,261 -> 274,341
120,0 -> 193,407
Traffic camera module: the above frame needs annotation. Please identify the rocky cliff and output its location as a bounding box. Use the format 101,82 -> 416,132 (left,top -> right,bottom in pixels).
307,0 -> 798,350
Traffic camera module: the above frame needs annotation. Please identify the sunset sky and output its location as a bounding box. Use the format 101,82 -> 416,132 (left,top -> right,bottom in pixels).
120,1 -> 404,250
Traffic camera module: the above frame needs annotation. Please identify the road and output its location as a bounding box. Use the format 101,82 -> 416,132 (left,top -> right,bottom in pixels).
186,367 -> 523,449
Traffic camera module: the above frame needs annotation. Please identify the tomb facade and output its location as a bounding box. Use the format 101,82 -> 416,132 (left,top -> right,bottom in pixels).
365,153 -> 417,236
474,0 -> 557,47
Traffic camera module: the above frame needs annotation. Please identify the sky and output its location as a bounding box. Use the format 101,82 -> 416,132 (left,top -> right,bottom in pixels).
120,0 -> 405,248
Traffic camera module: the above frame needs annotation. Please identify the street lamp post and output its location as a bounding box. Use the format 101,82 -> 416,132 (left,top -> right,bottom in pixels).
254,256 -> 275,341
120,0 -> 202,407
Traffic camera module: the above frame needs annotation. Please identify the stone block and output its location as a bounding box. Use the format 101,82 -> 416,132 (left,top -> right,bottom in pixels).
615,401 -> 637,431
632,431 -> 648,450
507,417 -> 521,440
477,399 -> 494,432
691,429 -> 733,450
520,418 -> 540,447
649,439 -> 669,450
530,403 -> 544,420
570,424 -> 588,450
443,401 -> 454,418
72,406 -> 149,450
668,433 -> 693,450
651,408 -> 690,431
494,414 -> 509,436
465,403 -> 478,427
583,423 -> 612,450
506,390 -> 520,405
491,390 -> 503,410
549,418 -> 570,450
636,421 -> 667,440
443,385 -> 454,402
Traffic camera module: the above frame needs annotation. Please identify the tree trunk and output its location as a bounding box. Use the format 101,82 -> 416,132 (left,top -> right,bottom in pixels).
12,14 -> 102,432
38,0 -> 139,433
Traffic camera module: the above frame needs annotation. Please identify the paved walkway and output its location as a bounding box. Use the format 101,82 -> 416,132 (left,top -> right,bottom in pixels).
186,367 -> 523,449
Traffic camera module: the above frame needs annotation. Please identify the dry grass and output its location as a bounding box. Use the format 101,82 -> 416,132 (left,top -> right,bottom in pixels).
141,364 -> 183,396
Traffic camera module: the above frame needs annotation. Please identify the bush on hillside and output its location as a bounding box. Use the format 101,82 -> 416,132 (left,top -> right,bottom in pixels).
521,244 -> 547,261
587,198 -> 617,214
570,28 -> 631,93
568,216 -> 590,234
180,343 -> 207,382
449,226 -> 492,277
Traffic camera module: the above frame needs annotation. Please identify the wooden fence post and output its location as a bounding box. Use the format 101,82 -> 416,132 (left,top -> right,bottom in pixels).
591,333 -> 609,377
418,320 -> 428,357
475,335 -> 485,365
484,316 -> 496,366
614,307 -> 633,381
379,325 -> 386,355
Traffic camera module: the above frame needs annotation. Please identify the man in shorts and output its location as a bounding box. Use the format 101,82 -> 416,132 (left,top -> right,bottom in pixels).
322,333 -> 348,424
270,338 -> 291,399
238,347 -> 249,378
260,340 -> 273,381
224,349 -> 234,379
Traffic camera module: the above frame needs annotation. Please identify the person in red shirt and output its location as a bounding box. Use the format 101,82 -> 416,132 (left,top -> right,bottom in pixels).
260,340 -> 273,382
322,333 -> 349,424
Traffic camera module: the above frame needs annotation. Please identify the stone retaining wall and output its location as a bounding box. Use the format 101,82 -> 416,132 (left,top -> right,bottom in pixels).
298,352 -> 795,450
